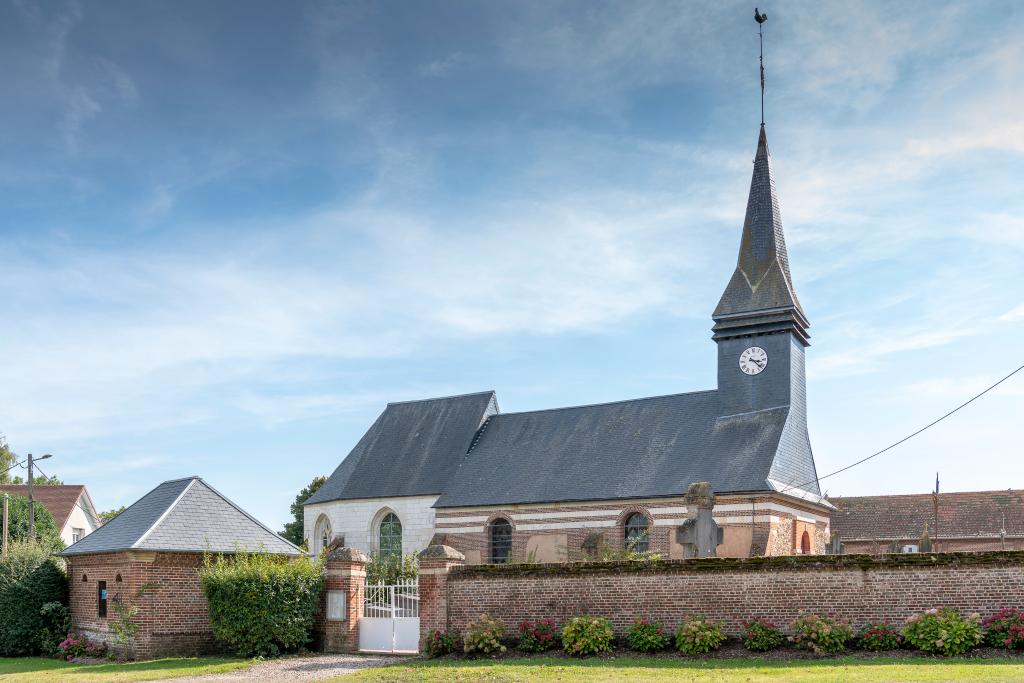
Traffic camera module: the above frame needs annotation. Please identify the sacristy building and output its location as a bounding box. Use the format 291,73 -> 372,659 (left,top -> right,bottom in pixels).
304,124 -> 833,563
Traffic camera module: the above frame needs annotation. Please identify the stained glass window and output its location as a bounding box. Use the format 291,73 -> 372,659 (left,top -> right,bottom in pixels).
379,512 -> 403,559
624,512 -> 649,552
489,518 -> 512,564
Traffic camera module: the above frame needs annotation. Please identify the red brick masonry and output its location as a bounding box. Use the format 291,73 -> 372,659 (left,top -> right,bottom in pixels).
420,548 -> 1024,644
66,551 -> 219,659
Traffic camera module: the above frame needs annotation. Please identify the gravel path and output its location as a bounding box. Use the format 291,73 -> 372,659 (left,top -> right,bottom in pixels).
151,654 -> 405,682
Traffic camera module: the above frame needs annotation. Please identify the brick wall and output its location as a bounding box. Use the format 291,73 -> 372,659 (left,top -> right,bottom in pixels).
312,549 -> 367,653
66,551 -> 219,659
434,494 -> 831,563
420,549 -> 1024,642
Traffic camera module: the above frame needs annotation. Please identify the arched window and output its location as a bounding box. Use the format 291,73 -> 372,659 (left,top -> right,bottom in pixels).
800,530 -> 811,555
314,515 -> 332,555
489,518 -> 512,564
378,512 -> 403,559
624,513 -> 649,552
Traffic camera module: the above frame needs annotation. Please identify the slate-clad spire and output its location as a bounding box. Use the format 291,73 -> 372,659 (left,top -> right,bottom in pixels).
712,125 -> 809,345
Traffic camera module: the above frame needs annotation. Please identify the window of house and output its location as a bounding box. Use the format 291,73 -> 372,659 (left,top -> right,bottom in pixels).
901,544 -> 919,554
489,518 -> 512,564
624,513 -> 649,553
97,580 -> 107,618
72,528 -> 84,544
800,531 -> 811,555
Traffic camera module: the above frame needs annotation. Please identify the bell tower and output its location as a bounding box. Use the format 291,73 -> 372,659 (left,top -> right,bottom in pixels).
713,125 -> 809,418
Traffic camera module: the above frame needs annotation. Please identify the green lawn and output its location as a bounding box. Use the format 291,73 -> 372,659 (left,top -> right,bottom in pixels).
0,656 -> 250,682
342,656 -> 1024,683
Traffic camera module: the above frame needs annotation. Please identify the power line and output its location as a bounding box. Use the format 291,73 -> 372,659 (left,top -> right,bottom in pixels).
781,363 -> 1024,496
1,459 -> 27,477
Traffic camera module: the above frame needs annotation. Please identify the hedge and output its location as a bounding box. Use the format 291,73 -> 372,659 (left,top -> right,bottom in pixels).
200,551 -> 323,657
0,541 -> 69,656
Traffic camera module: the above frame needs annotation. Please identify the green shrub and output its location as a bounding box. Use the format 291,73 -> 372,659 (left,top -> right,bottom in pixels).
625,618 -> 670,652
0,542 -> 69,656
857,623 -> 903,651
789,613 -> 853,654
365,552 -> 418,585
424,629 -> 458,657
2,496 -> 64,552
463,614 -> 506,655
562,616 -> 614,656
741,617 -> 783,652
983,609 -> 1024,649
517,618 -> 560,652
903,608 -> 983,656
200,551 -> 323,657
675,615 -> 726,655
37,601 -> 71,657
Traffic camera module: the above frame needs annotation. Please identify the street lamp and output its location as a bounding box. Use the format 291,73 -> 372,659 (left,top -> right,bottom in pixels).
27,453 -> 53,542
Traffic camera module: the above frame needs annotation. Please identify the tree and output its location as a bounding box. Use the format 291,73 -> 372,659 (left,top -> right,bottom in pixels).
99,506 -> 127,523
0,437 -> 16,485
280,475 -> 327,546
10,473 -> 62,485
1,495 -> 64,551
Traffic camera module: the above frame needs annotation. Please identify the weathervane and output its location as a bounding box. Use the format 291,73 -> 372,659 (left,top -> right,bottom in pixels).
755,7 -> 768,126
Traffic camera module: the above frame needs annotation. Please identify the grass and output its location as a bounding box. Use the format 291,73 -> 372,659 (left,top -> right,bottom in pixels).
0,656 -> 250,682
342,656 -> 1024,683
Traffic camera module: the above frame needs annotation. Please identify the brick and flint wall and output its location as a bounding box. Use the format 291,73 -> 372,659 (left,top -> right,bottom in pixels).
66,551 -> 218,659
420,548 -> 1024,645
433,493 -> 831,563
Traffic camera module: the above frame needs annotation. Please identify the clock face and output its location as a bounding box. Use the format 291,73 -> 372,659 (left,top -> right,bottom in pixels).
739,346 -> 768,375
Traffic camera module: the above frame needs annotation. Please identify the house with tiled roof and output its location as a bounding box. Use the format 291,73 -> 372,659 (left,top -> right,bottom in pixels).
830,489 -> 1024,554
304,125 -> 833,563
0,483 -> 101,546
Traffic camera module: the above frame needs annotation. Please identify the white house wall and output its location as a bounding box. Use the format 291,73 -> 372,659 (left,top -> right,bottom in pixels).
62,494 -> 101,547
303,495 -> 439,557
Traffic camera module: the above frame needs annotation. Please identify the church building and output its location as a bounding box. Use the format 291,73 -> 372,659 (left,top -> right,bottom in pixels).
304,124 -> 832,563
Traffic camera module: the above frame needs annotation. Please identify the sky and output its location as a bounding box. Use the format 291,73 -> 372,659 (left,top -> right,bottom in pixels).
1,0 -> 1022,531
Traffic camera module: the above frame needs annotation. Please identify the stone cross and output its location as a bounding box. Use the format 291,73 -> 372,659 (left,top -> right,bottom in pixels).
676,481 -> 723,558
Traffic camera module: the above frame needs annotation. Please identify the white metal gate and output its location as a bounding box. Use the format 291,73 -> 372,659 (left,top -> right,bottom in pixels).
359,579 -> 420,653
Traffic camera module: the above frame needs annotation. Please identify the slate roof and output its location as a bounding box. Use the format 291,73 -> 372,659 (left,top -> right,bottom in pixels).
830,490 -> 1024,541
0,484 -> 96,530
305,391 -> 497,505
58,477 -> 302,556
713,126 -> 809,344
435,391 -> 806,508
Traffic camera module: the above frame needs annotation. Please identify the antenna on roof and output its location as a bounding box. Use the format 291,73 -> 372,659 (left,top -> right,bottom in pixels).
754,8 -> 768,126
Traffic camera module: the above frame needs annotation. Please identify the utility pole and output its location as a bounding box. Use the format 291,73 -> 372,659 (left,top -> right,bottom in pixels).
932,472 -> 940,553
2,493 -> 8,556
26,453 -> 53,542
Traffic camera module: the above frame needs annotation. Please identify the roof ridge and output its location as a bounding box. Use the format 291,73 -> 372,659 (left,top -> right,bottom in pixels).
387,390 -> 496,406
132,478 -> 198,548
193,478 -> 305,553
831,489 -> 1024,501
493,389 -> 719,418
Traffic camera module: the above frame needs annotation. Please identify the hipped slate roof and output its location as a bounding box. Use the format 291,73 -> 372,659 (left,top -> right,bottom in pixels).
0,484 -> 95,529
59,477 -> 301,556
306,391 -> 497,505
436,392 -> 798,508
830,490 -> 1024,541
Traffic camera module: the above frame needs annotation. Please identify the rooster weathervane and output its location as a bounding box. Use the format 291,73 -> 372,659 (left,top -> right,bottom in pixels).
755,7 -> 768,126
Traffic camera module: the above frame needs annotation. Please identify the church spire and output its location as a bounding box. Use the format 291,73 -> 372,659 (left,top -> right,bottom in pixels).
712,10 -> 809,345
